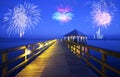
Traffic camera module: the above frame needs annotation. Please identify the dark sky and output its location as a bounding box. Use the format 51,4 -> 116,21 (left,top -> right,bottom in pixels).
0,0 -> 120,38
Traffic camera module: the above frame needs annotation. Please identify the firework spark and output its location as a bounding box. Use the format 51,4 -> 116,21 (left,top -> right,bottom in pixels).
3,2 -> 41,37
91,0 -> 115,28
52,7 -> 73,23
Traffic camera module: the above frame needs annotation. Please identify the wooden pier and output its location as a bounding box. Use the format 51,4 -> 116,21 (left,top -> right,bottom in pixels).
0,39 -> 120,77
16,40 -> 97,77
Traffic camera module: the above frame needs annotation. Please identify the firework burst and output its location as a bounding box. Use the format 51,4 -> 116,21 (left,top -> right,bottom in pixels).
52,6 -> 73,23
90,0 -> 116,39
3,2 -> 41,37
91,0 -> 115,28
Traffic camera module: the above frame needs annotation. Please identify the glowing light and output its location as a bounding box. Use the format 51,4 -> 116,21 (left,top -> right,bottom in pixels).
91,0 -> 115,28
39,44 -> 43,48
3,2 -> 41,37
25,49 -> 31,55
45,42 -> 49,46
52,7 -> 73,23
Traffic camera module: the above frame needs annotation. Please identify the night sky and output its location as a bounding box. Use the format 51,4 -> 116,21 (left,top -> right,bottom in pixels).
0,0 -> 120,38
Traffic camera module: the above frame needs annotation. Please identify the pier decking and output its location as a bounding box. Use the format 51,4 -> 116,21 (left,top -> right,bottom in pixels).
16,40 -> 97,77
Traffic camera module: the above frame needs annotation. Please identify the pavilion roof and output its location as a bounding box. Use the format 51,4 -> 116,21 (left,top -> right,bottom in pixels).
64,29 -> 86,37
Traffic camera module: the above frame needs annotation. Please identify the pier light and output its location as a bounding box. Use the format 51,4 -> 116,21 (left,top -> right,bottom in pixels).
73,36 -> 75,41
77,36 -> 80,42
25,49 -> 31,55
36,43 -> 44,50
48,42 -> 51,44
39,44 -> 43,48
45,42 -> 49,46
49,41 -> 53,44
80,37 -> 82,41
68,37 -> 70,41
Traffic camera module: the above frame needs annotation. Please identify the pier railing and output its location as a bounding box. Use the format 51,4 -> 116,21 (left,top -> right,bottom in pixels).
63,40 -> 120,77
0,39 -> 56,77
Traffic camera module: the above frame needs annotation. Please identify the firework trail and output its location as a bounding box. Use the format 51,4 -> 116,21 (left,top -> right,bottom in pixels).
3,2 -> 41,37
52,6 -> 73,23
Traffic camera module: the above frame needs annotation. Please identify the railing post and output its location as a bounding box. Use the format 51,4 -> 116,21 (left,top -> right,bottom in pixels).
24,48 -> 27,62
85,47 -> 90,66
85,47 -> 89,57
73,44 -> 75,54
80,45 -> 82,56
102,52 -> 107,77
78,45 -> 81,55
2,52 -> 8,76
68,42 -> 70,48
73,44 -> 75,53
75,44 -> 77,54
24,45 -> 29,62
81,46 -> 85,56
70,43 -> 72,51
32,44 -> 36,56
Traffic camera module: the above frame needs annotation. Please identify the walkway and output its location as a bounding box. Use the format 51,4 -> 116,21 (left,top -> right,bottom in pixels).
16,40 -> 97,77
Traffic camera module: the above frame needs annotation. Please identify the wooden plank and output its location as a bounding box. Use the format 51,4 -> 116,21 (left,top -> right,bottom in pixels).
16,42 -> 57,77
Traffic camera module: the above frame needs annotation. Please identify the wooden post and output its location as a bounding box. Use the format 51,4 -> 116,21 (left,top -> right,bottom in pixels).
73,43 -> 74,49
32,44 -> 36,56
79,45 -> 82,56
81,46 -> 84,56
68,43 -> 70,48
78,45 -> 81,55
24,45 -> 29,62
85,47 -> 90,66
24,48 -> 27,62
2,52 -> 8,76
70,43 -> 72,51
102,52 -> 107,77
75,44 -> 77,54
73,45 -> 75,52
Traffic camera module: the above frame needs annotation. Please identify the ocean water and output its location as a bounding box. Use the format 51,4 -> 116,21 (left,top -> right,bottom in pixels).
88,39 -> 120,52
0,38 -> 52,50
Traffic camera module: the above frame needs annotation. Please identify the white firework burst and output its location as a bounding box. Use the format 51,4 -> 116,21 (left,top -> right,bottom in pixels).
91,0 -> 115,28
92,9 -> 112,27
3,2 -> 41,37
90,0 -> 116,39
